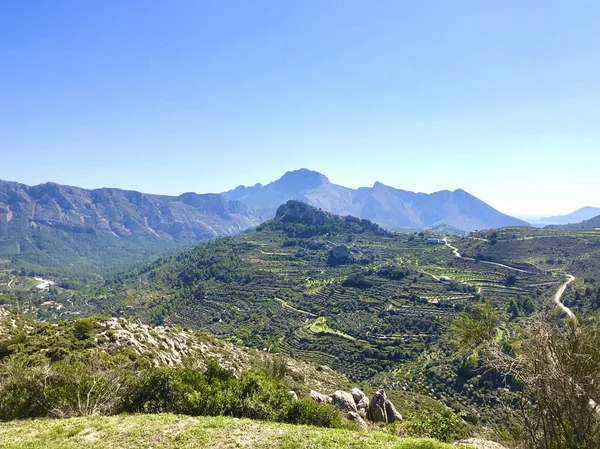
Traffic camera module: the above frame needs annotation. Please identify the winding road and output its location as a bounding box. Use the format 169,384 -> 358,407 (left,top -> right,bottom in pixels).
443,237 -> 573,314
445,238 -> 596,410
552,274 -> 575,319
443,238 -> 535,273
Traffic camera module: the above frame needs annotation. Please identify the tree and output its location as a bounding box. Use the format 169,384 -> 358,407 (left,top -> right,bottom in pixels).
505,274 -> 517,287
450,302 -> 498,349
488,315 -> 600,449
508,299 -> 521,320
72,318 -> 94,341
596,287 -> 600,309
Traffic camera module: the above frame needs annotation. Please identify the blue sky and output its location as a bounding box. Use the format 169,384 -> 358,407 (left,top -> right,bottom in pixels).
1,1 -> 598,217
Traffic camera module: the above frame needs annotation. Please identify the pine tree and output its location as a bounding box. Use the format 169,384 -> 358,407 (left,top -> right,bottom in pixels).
508,299 -> 521,320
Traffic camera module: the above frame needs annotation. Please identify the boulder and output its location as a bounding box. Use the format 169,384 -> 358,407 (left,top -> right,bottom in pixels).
350,387 -> 368,405
367,389 -> 388,423
384,399 -> 402,422
288,390 -> 298,400
455,439 -> 508,449
328,245 -> 354,265
347,411 -> 368,432
330,390 -> 358,413
357,396 -> 369,413
309,390 -> 332,404
350,387 -> 370,413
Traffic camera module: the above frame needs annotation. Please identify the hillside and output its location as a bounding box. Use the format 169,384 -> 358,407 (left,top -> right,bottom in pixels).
0,414 -> 466,449
72,201 -> 566,428
0,179 -> 262,273
546,214 -> 600,231
223,169 -> 529,232
0,172 -> 528,275
540,206 -> 600,225
0,308 -> 488,445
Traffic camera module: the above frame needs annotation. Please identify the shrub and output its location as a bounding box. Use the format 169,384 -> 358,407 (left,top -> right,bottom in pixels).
342,272 -> 372,288
488,315 -> 600,449
72,318 -> 94,340
43,352 -> 131,418
283,398 -> 343,428
0,354 -> 48,421
450,303 -> 498,350
405,408 -> 467,442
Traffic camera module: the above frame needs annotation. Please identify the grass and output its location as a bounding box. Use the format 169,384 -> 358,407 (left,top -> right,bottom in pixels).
307,317 -> 356,340
0,414 -> 471,449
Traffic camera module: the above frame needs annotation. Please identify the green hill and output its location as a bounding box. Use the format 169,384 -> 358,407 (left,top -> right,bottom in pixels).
0,414 -> 467,449
547,214 -> 600,231
67,201 -> 566,427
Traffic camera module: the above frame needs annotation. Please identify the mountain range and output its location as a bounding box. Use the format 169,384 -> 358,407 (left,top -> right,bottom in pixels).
0,170 -> 530,271
223,169 -> 529,231
540,206 -> 600,225
547,214 -> 600,231
0,179 -> 261,271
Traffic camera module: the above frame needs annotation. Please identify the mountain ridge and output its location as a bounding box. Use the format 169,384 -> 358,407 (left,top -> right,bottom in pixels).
0,179 -> 263,271
540,206 -> 600,225
223,168 -> 529,231
547,213 -> 600,231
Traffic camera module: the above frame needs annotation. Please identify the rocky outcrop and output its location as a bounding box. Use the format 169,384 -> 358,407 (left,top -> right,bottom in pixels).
366,389 -> 402,423
350,387 -> 369,413
347,411 -> 368,431
330,390 -> 358,413
367,389 -> 388,422
309,390 -> 332,404
275,200 -> 340,226
384,399 -> 402,423
328,245 -> 354,265
308,387 -> 401,427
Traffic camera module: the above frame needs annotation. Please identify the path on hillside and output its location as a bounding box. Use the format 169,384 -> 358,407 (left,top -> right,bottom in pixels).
548,273 -> 600,411
274,298 -> 317,317
447,238 -> 597,410
552,274 -> 575,319
260,249 -> 290,256
443,238 -> 534,274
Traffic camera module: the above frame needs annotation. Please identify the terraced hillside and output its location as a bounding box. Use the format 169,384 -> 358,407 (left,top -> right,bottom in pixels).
458,227 -> 600,312
89,202 -> 558,385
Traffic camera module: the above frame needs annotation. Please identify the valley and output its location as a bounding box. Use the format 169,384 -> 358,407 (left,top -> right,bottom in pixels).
2,196 -> 600,447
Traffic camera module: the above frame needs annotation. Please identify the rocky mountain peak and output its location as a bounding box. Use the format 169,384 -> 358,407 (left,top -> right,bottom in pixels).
276,169 -> 329,191
275,200 -> 338,225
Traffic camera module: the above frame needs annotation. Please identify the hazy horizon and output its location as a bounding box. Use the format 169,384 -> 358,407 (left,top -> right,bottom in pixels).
1,168 -> 595,220
1,1 -> 599,216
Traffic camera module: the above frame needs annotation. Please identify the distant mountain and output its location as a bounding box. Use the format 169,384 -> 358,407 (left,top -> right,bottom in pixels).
223,169 -> 528,232
540,207 -> 600,225
548,214 -> 600,231
0,179 -> 261,271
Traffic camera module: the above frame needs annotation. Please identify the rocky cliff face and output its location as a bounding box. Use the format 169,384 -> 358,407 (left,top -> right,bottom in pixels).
275,200 -> 340,226
0,179 -> 263,269
0,180 -> 261,241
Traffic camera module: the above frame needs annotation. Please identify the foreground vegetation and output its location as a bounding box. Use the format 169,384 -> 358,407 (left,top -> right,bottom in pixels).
0,414 -> 468,449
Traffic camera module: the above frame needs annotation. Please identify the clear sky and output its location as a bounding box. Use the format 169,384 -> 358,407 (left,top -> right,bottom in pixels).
1,1 -> 598,217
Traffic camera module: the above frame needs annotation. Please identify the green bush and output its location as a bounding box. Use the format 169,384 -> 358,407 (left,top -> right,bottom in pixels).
124,362 -> 342,428
72,318 -> 95,341
0,354 -> 48,421
282,398 -> 343,428
405,408 -> 467,442
0,347 -> 343,429
43,352 -> 131,418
